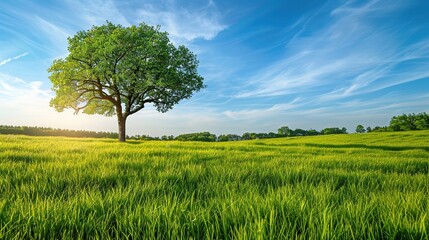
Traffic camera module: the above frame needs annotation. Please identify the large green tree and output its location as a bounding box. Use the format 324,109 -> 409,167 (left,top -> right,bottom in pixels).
355,124 -> 366,133
49,22 -> 204,142
277,126 -> 292,136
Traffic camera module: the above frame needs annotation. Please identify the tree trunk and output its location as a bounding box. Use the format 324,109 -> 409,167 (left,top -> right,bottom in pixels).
117,114 -> 127,142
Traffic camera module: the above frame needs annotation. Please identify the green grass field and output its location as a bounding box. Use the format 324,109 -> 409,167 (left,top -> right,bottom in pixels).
1,131 -> 428,239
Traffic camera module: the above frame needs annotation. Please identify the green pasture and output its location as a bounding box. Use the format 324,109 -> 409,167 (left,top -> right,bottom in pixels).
0,131 -> 428,239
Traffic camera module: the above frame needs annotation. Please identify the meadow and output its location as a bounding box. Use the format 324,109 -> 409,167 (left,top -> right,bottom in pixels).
0,131 -> 428,239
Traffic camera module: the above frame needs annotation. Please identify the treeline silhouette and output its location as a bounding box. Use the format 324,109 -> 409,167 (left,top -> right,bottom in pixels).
367,112 -> 429,132
0,125 -> 118,139
1,112 -> 427,142
0,124 -> 345,142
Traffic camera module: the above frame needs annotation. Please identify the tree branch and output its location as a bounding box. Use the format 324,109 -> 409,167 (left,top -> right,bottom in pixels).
72,96 -> 98,114
70,57 -> 91,67
127,104 -> 145,116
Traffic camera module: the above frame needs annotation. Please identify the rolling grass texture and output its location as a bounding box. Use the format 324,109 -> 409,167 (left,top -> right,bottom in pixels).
0,131 -> 428,239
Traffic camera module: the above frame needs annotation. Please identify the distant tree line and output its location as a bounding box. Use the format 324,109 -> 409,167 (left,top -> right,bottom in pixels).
2,112 -> 427,142
355,112 -> 429,133
0,125 -> 348,142
277,126 -> 347,137
0,125 -> 118,138
128,135 -> 175,141
175,132 -> 217,142
172,126 -> 348,142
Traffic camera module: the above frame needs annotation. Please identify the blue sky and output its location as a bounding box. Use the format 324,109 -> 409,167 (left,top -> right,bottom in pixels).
1,0 -> 428,136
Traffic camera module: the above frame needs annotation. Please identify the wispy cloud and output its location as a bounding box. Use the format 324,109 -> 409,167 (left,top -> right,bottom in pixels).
0,52 -> 29,66
33,17 -> 71,53
236,0 -> 428,101
36,0 -> 227,47
65,0 -> 130,27
137,0 -> 227,43
0,72 -> 51,99
223,98 -> 303,120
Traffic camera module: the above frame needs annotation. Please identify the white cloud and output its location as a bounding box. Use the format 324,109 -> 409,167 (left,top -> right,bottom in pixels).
65,0 -> 130,27
38,0 -> 227,49
0,52 -> 29,66
0,73 -> 50,98
223,98 -> 303,120
33,17 -> 71,54
137,1 -> 227,43
236,0 -> 428,101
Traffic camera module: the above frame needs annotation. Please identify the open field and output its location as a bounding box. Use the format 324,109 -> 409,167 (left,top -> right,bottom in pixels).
0,131 -> 428,239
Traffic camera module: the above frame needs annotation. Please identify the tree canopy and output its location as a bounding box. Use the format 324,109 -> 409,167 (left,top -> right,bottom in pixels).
278,126 -> 292,136
389,113 -> 429,131
355,125 -> 366,133
321,127 -> 348,135
49,22 -> 204,141
175,132 -> 216,142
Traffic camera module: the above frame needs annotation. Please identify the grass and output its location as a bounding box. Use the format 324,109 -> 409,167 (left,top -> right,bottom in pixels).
0,131 -> 428,239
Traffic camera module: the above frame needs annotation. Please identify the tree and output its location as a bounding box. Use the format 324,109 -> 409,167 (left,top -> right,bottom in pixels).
249,133 -> 258,140
175,132 -> 216,142
267,132 -> 278,138
355,124 -> 365,133
415,113 -> 429,130
278,126 -> 292,136
372,126 -> 388,132
48,22 -> 204,142
218,134 -> 229,142
218,134 -> 241,142
241,132 -> 251,140
321,127 -> 348,135
390,114 -> 416,131
306,129 -> 320,136
228,134 -> 242,141
294,128 -> 307,136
